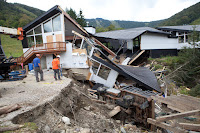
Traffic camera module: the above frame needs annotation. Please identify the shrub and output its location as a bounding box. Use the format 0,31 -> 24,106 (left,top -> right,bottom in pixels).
189,84 -> 200,97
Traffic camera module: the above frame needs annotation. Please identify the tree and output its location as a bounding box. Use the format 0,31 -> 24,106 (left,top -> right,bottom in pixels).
77,9 -> 86,27
66,7 -> 86,27
66,8 -> 77,21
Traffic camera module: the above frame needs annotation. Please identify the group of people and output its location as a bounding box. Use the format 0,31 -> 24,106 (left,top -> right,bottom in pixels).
32,54 -> 62,82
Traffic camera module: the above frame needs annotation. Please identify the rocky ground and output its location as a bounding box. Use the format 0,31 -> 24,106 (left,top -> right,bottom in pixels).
0,69 -> 148,133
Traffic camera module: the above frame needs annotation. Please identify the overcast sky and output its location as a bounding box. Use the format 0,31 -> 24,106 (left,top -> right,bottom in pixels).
7,0 -> 200,22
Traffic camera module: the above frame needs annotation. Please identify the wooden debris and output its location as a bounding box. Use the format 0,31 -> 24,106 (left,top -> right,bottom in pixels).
147,118 -> 187,133
178,123 -> 200,132
91,99 -> 106,104
128,50 -> 145,65
0,125 -> 24,132
0,104 -> 21,115
156,110 -> 200,122
109,106 -> 121,117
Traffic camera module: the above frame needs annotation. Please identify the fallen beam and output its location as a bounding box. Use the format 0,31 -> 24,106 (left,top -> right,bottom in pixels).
0,104 -> 21,115
0,125 -> 23,132
128,50 -> 145,65
156,110 -> 200,122
147,118 -> 186,133
178,123 -> 200,132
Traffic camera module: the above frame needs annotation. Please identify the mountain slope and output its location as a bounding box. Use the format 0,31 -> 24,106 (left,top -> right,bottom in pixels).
86,18 -> 164,29
159,2 -> 200,26
0,0 -> 44,28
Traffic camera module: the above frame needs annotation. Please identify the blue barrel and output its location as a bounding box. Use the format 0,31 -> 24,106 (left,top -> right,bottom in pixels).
28,63 -> 33,71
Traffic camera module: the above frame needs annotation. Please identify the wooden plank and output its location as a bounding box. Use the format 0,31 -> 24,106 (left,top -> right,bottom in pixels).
46,35 -> 54,49
151,100 -> 156,131
156,110 -> 200,122
151,96 -> 199,112
128,50 -> 145,65
92,37 -> 116,57
147,118 -> 186,133
178,123 -> 200,132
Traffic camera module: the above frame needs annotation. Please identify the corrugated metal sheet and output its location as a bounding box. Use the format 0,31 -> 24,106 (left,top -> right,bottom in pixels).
94,27 -> 170,40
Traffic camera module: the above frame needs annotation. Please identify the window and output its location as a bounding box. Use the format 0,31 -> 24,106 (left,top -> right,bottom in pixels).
27,30 -> 33,35
44,20 -> 52,33
35,35 -> 43,45
179,36 -> 184,43
91,60 -> 99,75
90,59 -> 111,80
27,36 -> 35,47
97,64 -> 111,80
53,15 -> 61,32
34,25 -> 42,34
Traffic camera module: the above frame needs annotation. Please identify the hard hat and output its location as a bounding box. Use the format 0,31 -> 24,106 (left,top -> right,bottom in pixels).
56,55 -> 60,58
36,54 -> 40,57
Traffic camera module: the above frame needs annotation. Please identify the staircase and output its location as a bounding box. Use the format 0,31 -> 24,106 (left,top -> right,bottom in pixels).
13,42 -> 66,65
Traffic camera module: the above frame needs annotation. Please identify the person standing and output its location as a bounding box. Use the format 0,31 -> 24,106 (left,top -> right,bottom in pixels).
52,55 -> 61,80
33,54 -> 44,82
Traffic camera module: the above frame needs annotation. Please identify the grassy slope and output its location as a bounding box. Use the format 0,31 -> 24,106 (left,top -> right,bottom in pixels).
0,34 -> 23,57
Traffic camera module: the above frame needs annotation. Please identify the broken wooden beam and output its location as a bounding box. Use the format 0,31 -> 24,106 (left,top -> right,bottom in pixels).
147,118 -> 186,133
156,110 -> 200,122
128,50 -> 145,65
0,125 -> 24,132
0,104 -> 21,115
178,123 -> 200,132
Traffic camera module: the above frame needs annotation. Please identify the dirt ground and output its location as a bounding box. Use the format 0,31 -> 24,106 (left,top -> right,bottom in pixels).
0,70 -> 146,133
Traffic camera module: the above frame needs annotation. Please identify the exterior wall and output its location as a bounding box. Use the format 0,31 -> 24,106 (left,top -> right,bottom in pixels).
127,40 -> 133,50
141,33 -> 178,50
141,32 -> 196,50
90,69 -> 118,88
84,27 -> 96,34
46,54 -> 53,69
44,42 -> 89,69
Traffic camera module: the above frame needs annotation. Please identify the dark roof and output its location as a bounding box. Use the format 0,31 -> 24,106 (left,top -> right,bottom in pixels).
157,25 -> 200,32
23,5 -> 88,35
92,54 -> 161,92
118,65 -> 161,92
94,27 -> 170,40
23,5 -> 61,32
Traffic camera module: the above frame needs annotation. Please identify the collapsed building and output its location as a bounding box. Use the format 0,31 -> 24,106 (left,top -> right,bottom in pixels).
1,5 -> 199,133
13,5 -> 160,92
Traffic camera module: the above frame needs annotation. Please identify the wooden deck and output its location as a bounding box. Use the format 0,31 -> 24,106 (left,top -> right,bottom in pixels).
14,42 -> 66,65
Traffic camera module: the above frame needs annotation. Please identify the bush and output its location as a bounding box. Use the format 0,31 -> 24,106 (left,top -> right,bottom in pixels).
189,84 -> 200,97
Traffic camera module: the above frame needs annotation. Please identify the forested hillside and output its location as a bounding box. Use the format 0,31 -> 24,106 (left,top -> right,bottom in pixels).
86,18 -> 164,29
159,2 -> 200,26
1,0 -> 200,30
0,0 -> 44,28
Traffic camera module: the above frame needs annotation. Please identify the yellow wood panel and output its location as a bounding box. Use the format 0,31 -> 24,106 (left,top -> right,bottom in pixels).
72,49 -> 87,55
56,34 -> 63,48
46,35 -> 53,49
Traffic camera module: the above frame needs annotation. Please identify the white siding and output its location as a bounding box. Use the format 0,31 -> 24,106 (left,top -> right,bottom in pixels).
90,69 -> 118,88
60,43 -> 89,69
141,33 -> 177,50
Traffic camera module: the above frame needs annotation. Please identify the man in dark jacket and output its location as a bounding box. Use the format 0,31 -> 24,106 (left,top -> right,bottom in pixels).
33,54 -> 44,82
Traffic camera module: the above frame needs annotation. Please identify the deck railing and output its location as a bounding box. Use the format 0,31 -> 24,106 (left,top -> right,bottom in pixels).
14,42 -> 66,64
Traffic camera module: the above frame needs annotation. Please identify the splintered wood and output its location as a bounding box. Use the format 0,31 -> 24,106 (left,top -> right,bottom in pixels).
148,94 -> 200,132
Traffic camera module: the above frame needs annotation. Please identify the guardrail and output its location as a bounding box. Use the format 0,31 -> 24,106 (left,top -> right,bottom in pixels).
14,42 -> 66,64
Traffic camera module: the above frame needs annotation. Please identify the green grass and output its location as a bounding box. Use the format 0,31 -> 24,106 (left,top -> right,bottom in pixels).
0,34 -> 23,57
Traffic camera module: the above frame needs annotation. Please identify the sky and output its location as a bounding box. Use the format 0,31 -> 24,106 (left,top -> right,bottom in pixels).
7,0 -> 200,22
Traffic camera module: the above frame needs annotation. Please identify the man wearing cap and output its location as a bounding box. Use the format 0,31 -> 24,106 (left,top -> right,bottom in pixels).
33,54 -> 44,82
52,55 -> 61,80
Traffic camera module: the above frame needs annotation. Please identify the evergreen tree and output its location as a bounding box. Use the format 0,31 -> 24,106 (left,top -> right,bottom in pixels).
66,8 -> 77,21
77,9 -> 86,27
